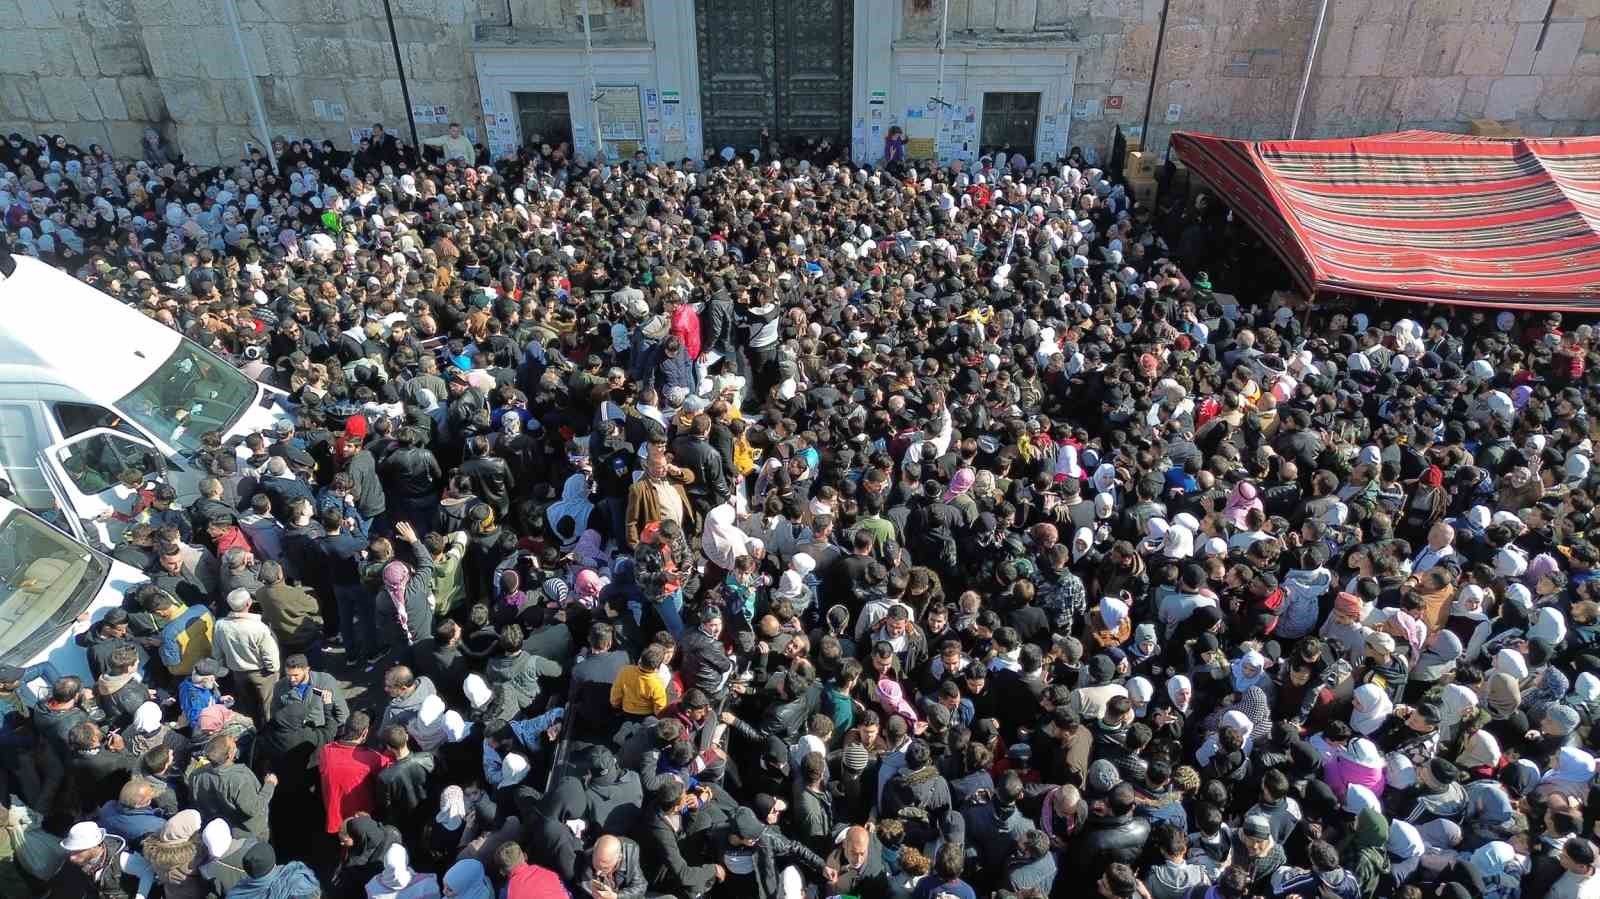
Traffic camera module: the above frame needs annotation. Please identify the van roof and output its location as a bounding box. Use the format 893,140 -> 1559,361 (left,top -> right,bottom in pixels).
0,256 -> 174,406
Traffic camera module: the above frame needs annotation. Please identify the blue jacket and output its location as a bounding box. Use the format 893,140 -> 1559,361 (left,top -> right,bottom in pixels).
178,679 -> 221,728
96,800 -> 169,844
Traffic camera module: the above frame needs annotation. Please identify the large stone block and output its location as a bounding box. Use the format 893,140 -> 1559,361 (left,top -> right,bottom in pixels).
16,79 -> 50,120
17,0 -> 57,26
1160,24 -> 1212,78
93,78 -> 130,119
1554,0 -> 1600,15
1508,0 -> 1548,19
1504,22 -> 1543,75
1396,76 -> 1465,119
1420,23 -> 1467,76
1532,21 -> 1585,75
160,77 -> 227,123
92,35 -> 151,76
1576,52 -> 1600,76
1036,0 -> 1075,26
171,122 -> 218,162
1347,22 -> 1392,76
1381,16 -> 1430,78
1118,23 -> 1157,80
120,77 -> 168,120
1535,76 -> 1600,118
1458,75 -> 1492,116
1483,74 -> 1542,119
0,27 -> 48,75
969,0 -> 999,28
1309,77 -> 1360,123
1455,24 -> 1515,75
104,121 -> 152,156
1317,20 -> 1355,78
43,79 -> 100,122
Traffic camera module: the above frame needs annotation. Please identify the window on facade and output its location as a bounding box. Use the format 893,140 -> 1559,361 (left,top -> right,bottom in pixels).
980,92 -> 1040,160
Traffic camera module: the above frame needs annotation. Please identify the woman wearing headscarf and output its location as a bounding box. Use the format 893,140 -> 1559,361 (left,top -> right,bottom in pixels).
423,785 -> 480,868
1483,672 -> 1530,753
1405,629 -> 1463,703
366,843 -> 439,899
545,472 -> 594,549
439,859 -> 493,899
1350,683 -> 1395,737
1087,594 -> 1133,648
141,810 -> 208,899
1147,674 -> 1193,751
700,501 -> 749,591
1470,841 -> 1527,899
1539,746 -> 1597,801
334,815 -> 402,899
1456,729 -> 1503,780
1229,649 -> 1274,701
1325,737 -> 1387,802
1383,820 -> 1426,892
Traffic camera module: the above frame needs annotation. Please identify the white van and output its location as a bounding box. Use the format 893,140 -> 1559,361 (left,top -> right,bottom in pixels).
0,494 -> 145,688
0,255 -> 291,547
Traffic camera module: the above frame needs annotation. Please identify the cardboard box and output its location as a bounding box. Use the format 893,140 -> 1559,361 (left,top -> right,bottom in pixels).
1469,118 -> 1521,138
1126,149 -> 1158,178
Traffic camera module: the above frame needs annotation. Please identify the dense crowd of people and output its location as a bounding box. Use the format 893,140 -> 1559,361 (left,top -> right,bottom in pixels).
0,121 -> 1598,899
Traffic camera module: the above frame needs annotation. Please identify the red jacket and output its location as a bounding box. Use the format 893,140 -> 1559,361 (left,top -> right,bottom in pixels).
317,741 -> 391,832
506,862 -> 570,898
671,302 -> 702,361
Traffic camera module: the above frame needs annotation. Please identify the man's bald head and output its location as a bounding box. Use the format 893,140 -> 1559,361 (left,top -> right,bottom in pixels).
843,825 -> 871,865
594,835 -> 621,871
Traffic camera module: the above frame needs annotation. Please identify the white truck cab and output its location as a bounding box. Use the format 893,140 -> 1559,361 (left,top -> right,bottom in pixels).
0,494 -> 145,690
0,254 -> 291,548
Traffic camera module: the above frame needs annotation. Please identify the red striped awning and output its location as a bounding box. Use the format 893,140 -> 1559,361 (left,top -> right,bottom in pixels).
1169,130 -> 1600,312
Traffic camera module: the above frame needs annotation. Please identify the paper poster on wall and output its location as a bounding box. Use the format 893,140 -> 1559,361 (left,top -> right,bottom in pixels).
661,90 -> 680,104
350,127 -> 373,146
595,85 -> 644,141
313,99 -> 328,119
328,102 -> 347,121
464,125 -> 478,144
482,95 -> 494,113
645,89 -> 658,110
907,138 -> 934,158
870,89 -> 886,105
1165,103 -> 1182,124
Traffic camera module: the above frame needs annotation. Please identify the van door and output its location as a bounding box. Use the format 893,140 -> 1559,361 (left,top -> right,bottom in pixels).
37,427 -> 167,549
0,400 -> 53,514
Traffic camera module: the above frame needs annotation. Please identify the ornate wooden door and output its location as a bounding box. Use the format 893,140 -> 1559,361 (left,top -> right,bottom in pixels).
695,0 -> 853,157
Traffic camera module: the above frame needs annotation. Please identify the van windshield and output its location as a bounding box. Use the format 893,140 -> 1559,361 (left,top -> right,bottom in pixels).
0,509 -> 107,663
117,342 -> 257,453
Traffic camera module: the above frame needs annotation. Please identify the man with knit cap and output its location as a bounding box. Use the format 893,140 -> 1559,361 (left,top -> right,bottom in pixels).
211,589 -> 280,722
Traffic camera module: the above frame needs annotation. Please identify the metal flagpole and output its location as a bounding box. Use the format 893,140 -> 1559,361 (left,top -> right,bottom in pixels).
220,0 -> 277,173
581,0 -> 606,161
934,0 -> 950,163
380,0 -> 421,154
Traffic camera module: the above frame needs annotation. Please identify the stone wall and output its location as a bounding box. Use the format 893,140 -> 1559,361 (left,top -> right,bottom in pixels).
0,0 -> 623,164
1,0 -> 1596,165
899,0 -> 1600,155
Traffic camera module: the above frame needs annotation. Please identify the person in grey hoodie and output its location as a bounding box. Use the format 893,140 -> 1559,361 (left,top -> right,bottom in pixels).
1146,822 -> 1213,899
185,733 -> 277,838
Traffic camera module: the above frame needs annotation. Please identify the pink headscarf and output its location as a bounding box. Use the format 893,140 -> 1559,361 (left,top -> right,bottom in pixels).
1385,609 -> 1428,666
876,678 -> 918,724
1223,481 -> 1263,529
383,560 -> 412,639
943,468 -> 976,503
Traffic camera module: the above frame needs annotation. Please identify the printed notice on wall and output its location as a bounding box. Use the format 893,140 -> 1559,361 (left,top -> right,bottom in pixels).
596,85 -> 644,141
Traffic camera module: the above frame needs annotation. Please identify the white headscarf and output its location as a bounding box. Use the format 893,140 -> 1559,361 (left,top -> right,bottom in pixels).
1388,819 -> 1425,882
1350,683 -> 1394,736
1099,596 -> 1128,631
1438,684 -> 1478,744
1166,675 -> 1192,713
1343,737 -> 1384,769
701,503 -> 747,571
